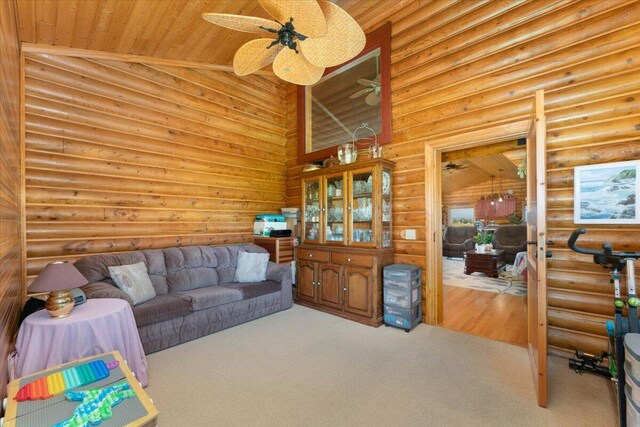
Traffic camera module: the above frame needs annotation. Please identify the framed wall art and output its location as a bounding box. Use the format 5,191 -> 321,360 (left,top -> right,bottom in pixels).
574,160 -> 639,224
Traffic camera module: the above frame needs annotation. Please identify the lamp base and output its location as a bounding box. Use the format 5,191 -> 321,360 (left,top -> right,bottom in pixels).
45,290 -> 75,319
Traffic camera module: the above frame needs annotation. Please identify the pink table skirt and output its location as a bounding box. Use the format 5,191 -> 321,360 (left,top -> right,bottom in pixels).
13,298 -> 148,386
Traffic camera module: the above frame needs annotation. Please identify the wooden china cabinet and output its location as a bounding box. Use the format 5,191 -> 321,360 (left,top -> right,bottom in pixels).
297,158 -> 394,326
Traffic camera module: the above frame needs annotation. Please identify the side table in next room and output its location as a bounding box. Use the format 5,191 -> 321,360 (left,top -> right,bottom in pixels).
12,298 -> 148,387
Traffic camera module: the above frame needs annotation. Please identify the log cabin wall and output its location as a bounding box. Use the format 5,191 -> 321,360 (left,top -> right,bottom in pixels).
285,1 -> 640,355
0,0 -> 23,401
23,51 -> 289,283
442,178 -> 526,225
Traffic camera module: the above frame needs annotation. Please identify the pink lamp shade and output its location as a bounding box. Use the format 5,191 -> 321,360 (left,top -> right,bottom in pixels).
29,261 -> 88,292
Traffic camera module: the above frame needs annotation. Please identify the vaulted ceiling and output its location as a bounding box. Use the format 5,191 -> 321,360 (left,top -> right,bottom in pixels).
440,153 -> 522,195
15,0 -> 406,66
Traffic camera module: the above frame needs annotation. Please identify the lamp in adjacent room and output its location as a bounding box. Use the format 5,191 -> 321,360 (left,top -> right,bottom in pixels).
489,176 -> 495,206
28,261 -> 88,319
498,169 -> 504,202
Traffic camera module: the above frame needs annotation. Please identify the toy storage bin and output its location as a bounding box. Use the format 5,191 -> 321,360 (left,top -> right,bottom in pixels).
625,334 -> 640,379
383,287 -> 421,308
383,264 -> 421,289
628,385 -> 640,426
384,304 -> 421,331
626,367 -> 640,407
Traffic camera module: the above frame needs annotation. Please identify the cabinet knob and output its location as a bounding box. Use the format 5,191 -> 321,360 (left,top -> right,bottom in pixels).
347,258 -> 352,262
312,281 -> 316,286
318,282 -> 321,287
309,253 -> 313,258
343,287 -> 347,292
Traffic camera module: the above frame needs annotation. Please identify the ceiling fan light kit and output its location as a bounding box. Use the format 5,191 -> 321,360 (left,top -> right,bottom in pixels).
203,0 -> 366,86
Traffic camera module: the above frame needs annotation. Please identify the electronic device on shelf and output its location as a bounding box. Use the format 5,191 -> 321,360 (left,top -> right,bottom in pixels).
269,229 -> 292,238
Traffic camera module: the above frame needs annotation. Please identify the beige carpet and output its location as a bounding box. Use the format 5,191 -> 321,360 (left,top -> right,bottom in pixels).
145,305 -> 615,426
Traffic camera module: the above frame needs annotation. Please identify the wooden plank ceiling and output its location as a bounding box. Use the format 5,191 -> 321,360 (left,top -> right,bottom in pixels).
15,0 -> 406,66
441,153 -> 521,195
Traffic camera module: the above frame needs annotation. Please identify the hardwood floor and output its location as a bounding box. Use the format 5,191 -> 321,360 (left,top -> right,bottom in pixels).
440,285 -> 528,348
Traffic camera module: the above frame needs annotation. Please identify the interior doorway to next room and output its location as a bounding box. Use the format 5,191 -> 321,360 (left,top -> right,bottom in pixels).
437,139 -> 529,347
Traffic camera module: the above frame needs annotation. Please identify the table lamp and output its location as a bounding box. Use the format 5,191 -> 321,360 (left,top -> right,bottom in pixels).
29,261 -> 88,319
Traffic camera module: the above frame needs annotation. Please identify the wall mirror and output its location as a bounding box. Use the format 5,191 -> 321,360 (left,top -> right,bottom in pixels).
297,22 -> 391,163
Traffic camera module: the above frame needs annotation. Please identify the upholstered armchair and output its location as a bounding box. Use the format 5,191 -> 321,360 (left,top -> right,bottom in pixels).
442,226 -> 477,258
493,225 -> 527,264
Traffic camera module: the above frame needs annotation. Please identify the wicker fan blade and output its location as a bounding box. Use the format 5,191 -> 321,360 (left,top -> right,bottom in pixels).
259,0 -> 327,38
202,13 -> 278,33
349,88 -> 371,99
365,91 -> 380,106
272,48 -> 324,86
299,0 -> 365,68
233,39 -> 283,75
357,78 -> 377,86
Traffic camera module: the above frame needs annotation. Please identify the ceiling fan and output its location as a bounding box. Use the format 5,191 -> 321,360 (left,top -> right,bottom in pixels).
202,0 -> 366,86
349,75 -> 381,106
442,161 -> 468,171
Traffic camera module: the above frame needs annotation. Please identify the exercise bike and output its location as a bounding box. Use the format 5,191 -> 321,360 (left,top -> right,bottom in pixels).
568,228 -> 640,427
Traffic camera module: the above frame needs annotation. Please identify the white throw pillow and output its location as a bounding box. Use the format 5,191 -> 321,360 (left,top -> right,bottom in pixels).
108,262 -> 156,305
234,252 -> 269,283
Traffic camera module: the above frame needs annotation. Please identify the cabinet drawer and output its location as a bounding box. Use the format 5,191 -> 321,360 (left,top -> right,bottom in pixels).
298,249 -> 329,262
331,253 -> 374,268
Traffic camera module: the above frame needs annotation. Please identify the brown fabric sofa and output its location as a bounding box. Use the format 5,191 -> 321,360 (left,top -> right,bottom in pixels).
442,226 -> 477,258
493,225 -> 527,264
74,244 -> 292,354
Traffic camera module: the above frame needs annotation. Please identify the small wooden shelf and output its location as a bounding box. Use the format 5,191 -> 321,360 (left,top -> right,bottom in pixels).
254,237 -> 295,264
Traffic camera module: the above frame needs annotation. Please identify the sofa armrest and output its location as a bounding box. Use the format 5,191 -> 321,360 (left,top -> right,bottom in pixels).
82,281 -> 134,307
266,262 -> 293,309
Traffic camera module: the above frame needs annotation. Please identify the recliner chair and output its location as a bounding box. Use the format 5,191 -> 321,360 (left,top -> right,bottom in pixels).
493,225 -> 527,264
442,226 -> 477,258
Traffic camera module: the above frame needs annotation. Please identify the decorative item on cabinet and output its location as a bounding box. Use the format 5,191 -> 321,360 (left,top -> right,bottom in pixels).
297,158 -> 395,326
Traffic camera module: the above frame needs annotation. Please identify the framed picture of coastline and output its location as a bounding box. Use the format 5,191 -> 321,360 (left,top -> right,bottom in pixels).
574,160 -> 639,224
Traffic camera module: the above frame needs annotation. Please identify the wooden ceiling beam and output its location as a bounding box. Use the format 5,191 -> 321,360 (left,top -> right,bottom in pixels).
20,42 -> 274,75
441,139 -> 523,162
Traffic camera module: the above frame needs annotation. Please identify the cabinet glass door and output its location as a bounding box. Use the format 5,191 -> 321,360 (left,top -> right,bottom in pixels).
303,179 -> 321,243
349,169 -> 374,246
324,174 -> 345,244
382,168 -> 392,248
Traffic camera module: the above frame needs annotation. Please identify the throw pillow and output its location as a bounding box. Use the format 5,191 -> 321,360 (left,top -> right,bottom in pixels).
108,262 -> 156,305
234,251 -> 269,283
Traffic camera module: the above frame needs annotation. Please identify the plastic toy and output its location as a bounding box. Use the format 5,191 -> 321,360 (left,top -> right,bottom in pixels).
15,360 -> 119,402
52,381 -> 135,427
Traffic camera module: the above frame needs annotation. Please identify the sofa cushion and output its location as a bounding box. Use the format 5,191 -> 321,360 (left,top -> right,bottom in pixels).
132,294 -> 191,327
74,249 -> 168,295
234,251 -> 269,283
222,281 -> 281,300
108,262 -> 157,305
175,286 -> 243,311
164,246 -> 220,292
213,245 -> 245,284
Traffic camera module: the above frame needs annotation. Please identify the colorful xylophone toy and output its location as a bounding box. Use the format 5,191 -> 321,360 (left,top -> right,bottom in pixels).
15,360 -> 120,402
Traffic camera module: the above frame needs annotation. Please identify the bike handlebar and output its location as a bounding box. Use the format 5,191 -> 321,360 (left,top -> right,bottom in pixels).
568,228 -> 640,260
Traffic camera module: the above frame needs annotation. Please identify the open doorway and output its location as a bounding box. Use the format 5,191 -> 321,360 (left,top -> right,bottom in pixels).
438,140 -> 529,347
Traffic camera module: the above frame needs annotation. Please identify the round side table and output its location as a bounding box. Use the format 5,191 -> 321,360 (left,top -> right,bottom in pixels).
13,298 -> 148,386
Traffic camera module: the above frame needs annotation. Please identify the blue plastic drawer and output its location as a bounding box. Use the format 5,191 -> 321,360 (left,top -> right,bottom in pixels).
383,287 -> 421,308
383,264 -> 422,289
383,276 -> 421,290
384,304 -> 421,331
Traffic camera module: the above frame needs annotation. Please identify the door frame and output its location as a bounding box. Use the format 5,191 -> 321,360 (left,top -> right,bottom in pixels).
423,119 -> 530,324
